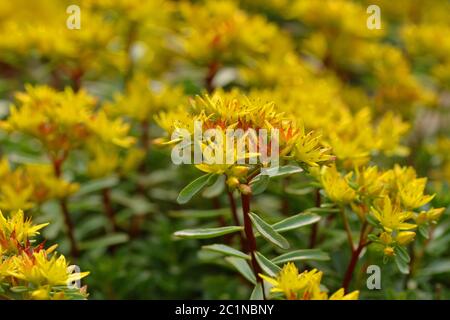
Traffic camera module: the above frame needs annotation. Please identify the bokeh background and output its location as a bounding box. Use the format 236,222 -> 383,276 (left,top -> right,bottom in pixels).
0,0 -> 449,299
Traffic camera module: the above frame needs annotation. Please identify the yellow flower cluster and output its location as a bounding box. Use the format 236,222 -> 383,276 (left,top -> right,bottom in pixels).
320,163 -> 444,258
0,159 -> 78,212
260,262 -> 359,300
155,90 -> 333,188
0,85 -> 134,158
0,210 -> 89,299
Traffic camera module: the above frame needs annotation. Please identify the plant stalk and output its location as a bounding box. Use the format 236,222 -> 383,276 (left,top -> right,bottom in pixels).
241,192 -> 265,299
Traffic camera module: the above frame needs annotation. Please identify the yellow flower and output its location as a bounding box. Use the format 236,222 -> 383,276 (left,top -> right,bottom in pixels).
375,112 -> 410,157
379,232 -> 393,245
353,166 -> 385,200
396,231 -> 416,246
397,177 -> 434,210
1,85 -> 134,153
321,165 -> 356,205
9,250 -> 89,287
329,288 -> 360,300
259,262 -> 358,300
370,197 -> 416,232
0,209 -> 48,252
383,247 -> 395,256
176,0 -> 280,66
293,128 -> 334,167
156,91 -> 334,175
105,72 -> 185,123
259,262 -> 318,300
0,159 -> 79,211
426,207 -> 445,222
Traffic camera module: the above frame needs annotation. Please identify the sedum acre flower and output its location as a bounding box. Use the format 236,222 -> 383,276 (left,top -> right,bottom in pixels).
0,158 -> 79,212
259,262 -> 359,300
0,85 -> 135,155
320,165 -> 356,205
370,197 -> 416,233
0,210 -> 48,253
156,90 -> 334,177
0,209 -> 89,300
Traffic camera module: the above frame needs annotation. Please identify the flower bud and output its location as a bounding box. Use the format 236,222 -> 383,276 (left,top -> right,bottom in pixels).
427,207 -> 445,222
226,177 -> 240,189
230,166 -> 249,178
383,246 -> 395,256
239,184 -> 252,195
396,231 -> 416,245
379,232 -> 392,245
415,211 -> 428,225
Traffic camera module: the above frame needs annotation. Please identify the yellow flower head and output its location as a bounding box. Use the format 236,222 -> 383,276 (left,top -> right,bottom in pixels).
0,209 -> 48,253
1,85 -> 134,153
321,165 -> 356,205
0,159 -> 79,211
370,197 -> 416,233
9,250 -> 89,288
259,262 -> 358,300
397,177 -> 435,210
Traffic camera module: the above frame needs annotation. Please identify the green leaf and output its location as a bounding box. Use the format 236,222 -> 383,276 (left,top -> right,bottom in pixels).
253,165 -> 303,180
395,254 -> 410,274
367,234 -> 379,242
111,191 -> 154,215
79,233 -> 129,250
421,260 -> 450,276
285,186 -> 314,196
177,173 -> 215,204
249,212 -> 289,249
255,251 -> 281,277
250,283 -> 264,300
272,249 -> 330,265
225,257 -> 256,284
249,174 -> 269,195
74,176 -> 119,197
174,226 -> 244,239
395,245 -> 410,263
169,208 -> 230,219
202,175 -> 225,198
10,286 -> 29,293
418,224 -> 429,239
202,244 -> 250,260
305,207 -> 340,214
272,212 -> 321,233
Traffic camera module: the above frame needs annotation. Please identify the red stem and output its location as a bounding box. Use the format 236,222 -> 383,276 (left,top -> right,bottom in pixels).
241,192 -> 265,299
52,154 -> 79,257
342,222 -> 368,291
102,188 -> 118,233
227,190 -> 247,252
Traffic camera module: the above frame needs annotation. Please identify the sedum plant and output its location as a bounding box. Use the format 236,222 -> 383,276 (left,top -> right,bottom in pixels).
0,209 -> 89,300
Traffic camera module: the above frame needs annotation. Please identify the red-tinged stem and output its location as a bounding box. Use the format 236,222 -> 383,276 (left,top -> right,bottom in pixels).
340,207 -> 355,252
71,68 -> 84,92
205,61 -> 219,93
342,222 -> 368,291
102,188 -> 118,233
60,198 -> 79,258
227,190 -> 247,253
52,154 -> 79,257
241,192 -> 266,299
